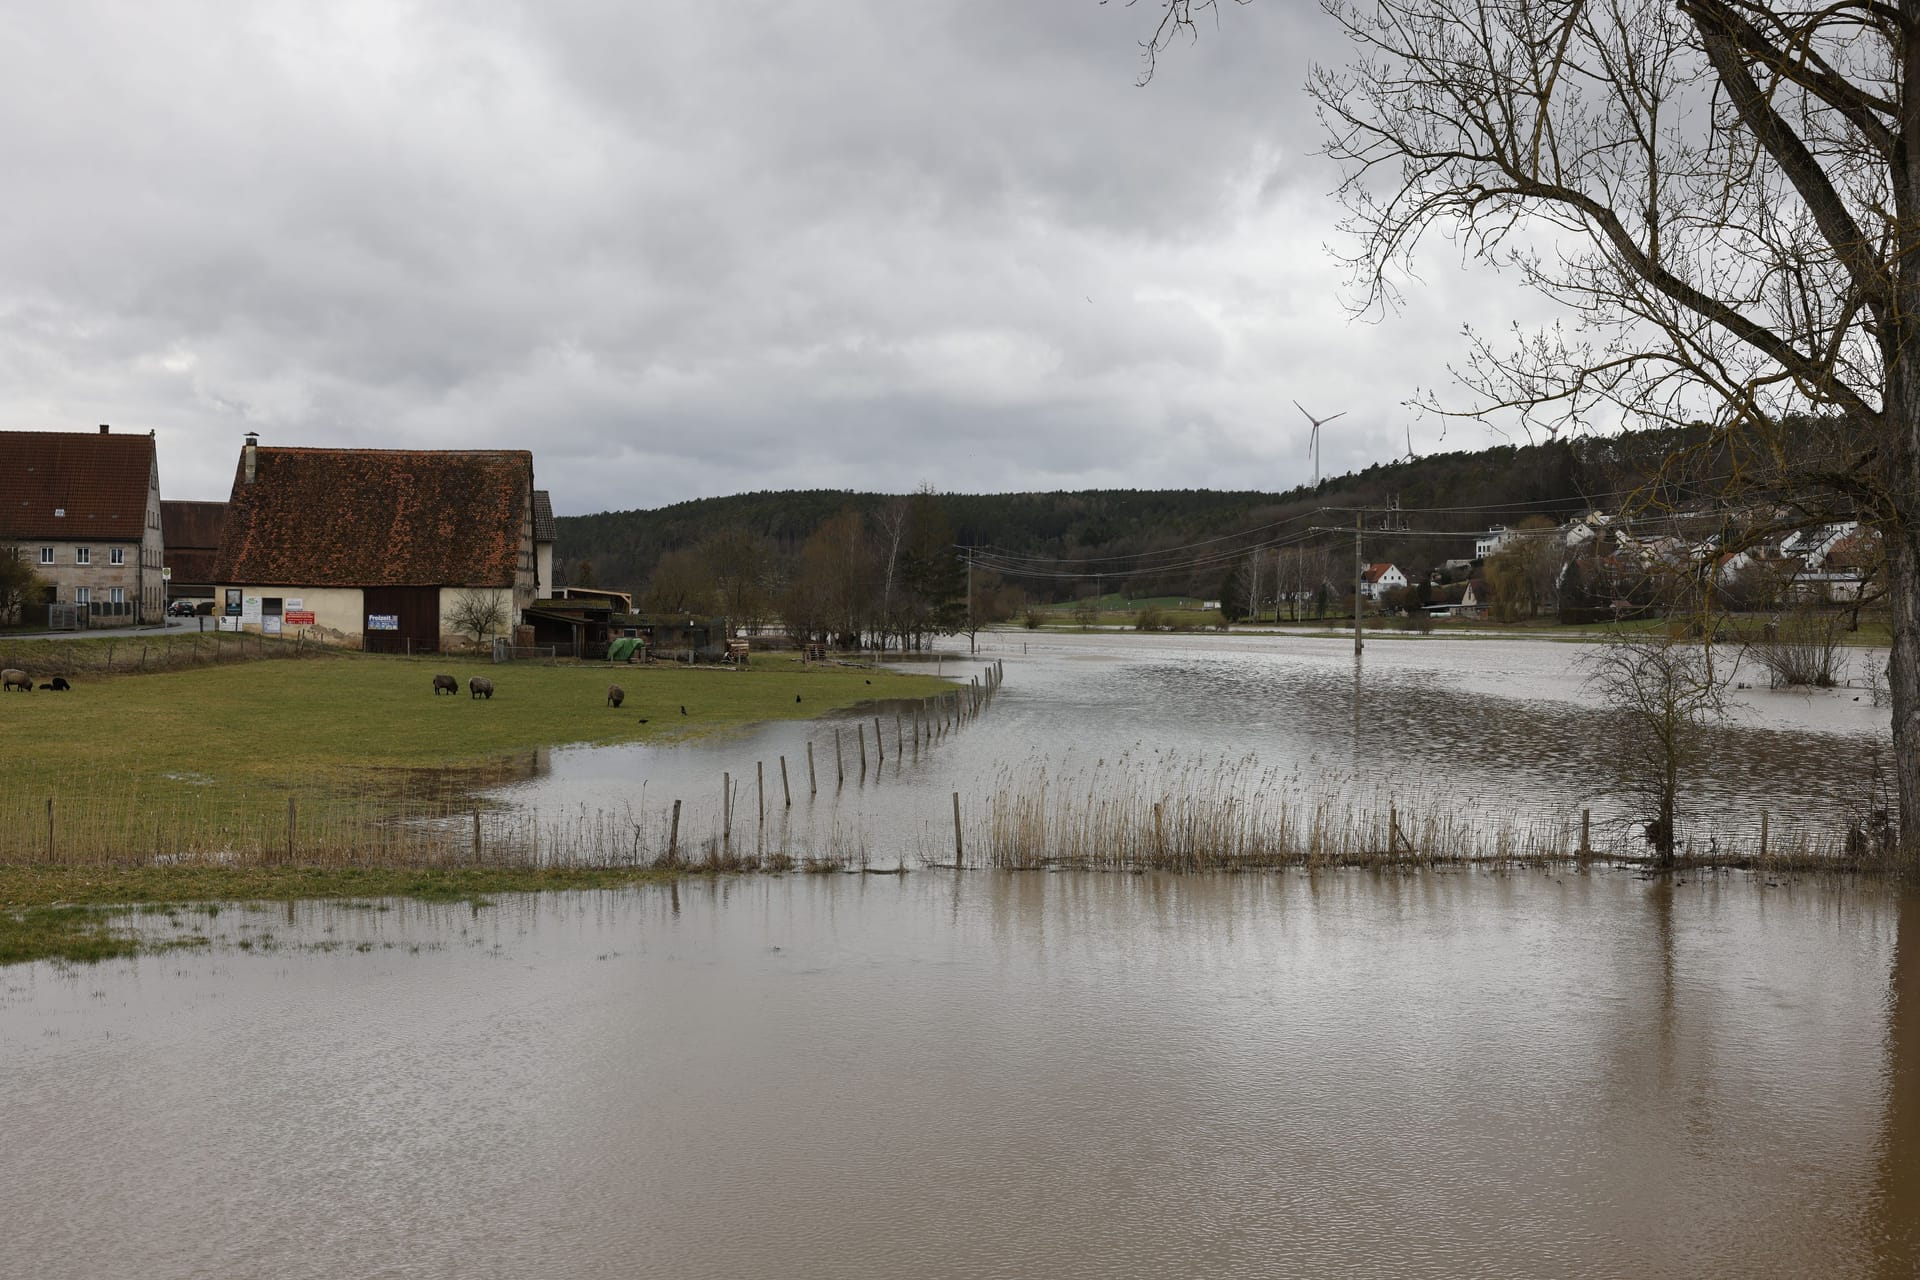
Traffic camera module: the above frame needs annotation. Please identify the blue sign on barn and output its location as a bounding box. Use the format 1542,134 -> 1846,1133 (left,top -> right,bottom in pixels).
368,614 -> 399,631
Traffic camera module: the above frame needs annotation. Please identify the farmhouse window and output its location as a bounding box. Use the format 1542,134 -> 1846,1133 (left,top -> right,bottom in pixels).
74,547 -> 89,565
75,587 -> 90,605
110,587 -> 124,604
38,547 -> 53,564
110,547 -> 124,565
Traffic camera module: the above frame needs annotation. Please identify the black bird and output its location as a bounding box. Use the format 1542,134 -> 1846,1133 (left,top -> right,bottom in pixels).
795,694 -> 802,703
865,679 -> 871,684
680,705 -> 687,715
638,718 -> 649,724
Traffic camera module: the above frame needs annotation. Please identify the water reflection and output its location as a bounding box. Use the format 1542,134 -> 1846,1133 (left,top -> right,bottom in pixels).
3,871 -> 1912,1278
1876,886 -> 1920,1275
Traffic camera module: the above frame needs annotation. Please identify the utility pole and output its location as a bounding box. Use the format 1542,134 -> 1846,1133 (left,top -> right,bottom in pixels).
966,550 -> 975,655
1353,512 -> 1365,655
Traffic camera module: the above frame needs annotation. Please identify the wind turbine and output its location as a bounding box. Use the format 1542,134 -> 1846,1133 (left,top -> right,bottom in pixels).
1294,401 -> 1347,487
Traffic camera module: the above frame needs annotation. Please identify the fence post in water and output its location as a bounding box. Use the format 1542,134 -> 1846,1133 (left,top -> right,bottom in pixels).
1579,809 -> 1592,857
780,756 -> 792,808
472,811 -> 482,864
287,795 -> 296,864
1760,810 -> 1769,857
952,791 -> 964,868
1154,802 -> 1165,860
874,716 -> 884,763
857,723 -> 868,774
723,771 -> 732,853
807,740 -> 818,795
895,713 -> 902,756
834,729 -> 844,787
757,761 -> 765,827
669,799 -> 682,861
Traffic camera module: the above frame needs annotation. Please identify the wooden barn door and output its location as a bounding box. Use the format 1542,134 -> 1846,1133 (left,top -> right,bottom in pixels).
363,586 -> 441,654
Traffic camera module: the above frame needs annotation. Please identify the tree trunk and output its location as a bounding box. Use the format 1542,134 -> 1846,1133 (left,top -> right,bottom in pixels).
1889,515 -> 1920,866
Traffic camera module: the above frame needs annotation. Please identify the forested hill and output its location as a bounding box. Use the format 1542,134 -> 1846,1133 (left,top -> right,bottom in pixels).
554,428 -> 1719,600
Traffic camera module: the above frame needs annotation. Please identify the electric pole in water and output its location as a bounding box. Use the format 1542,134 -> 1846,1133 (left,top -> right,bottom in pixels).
1353,511 -> 1365,655
966,551 -> 974,655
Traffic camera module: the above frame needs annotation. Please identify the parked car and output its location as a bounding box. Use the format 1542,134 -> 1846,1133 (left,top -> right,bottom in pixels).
168,599 -> 209,617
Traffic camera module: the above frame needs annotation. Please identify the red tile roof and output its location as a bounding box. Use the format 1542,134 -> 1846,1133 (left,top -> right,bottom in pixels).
1361,562 -> 1399,583
212,446 -> 533,587
0,429 -> 155,540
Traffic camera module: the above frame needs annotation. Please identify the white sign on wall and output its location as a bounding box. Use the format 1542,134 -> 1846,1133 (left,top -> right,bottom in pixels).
241,596 -> 263,624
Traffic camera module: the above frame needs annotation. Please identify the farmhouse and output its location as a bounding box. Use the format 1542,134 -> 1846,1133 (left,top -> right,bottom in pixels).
0,425 -> 166,625
210,436 -> 540,652
1359,562 -> 1408,601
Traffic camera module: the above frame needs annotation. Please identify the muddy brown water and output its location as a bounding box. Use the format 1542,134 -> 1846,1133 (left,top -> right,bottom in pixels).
3,870 -> 1917,1278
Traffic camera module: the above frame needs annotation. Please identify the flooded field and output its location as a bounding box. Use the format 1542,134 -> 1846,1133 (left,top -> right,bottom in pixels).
493,631 -> 1893,863
3,870 -> 1916,1278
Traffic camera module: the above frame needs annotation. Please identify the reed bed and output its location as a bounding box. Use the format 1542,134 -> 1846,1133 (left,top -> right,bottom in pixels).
944,751 -> 1869,873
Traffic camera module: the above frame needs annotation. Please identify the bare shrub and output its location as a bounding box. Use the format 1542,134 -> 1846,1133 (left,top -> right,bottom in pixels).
1747,610 -> 1847,689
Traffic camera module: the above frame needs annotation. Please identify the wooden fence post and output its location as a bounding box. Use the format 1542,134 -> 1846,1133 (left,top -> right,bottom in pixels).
874,716 -> 884,763
722,772 -> 732,853
46,797 -> 54,864
834,729 -> 844,786
669,799 -> 682,861
472,810 -> 482,864
857,723 -> 868,774
952,791 -> 964,868
780,756 -> 792,808
807,741 -> 818,795
287,795 -> 296,864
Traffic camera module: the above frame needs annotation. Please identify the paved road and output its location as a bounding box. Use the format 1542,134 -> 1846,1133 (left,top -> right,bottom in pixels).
10,617 -> 201,641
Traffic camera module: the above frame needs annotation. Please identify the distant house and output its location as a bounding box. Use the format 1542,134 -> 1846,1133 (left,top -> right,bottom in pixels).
160,499 -> 227,604
1475,526 -> 1514,559
0,424 -> 166,625
210,435 -> 539,652
1459,579 -> 1491,618
1359,562 -> 1409,601
533,489 -> 556,593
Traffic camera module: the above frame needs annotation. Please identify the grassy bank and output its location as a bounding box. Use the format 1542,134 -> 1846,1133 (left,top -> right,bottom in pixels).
0,649 -> 957,864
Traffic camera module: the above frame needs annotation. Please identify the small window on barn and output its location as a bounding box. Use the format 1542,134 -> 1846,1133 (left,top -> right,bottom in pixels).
74,547 -> 89,565
263,597 -> 283,616
110,547 -> 124,565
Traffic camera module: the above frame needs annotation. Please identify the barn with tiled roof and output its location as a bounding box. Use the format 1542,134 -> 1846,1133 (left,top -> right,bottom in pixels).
160,499 -> 227,603
0,425 -> 167,625
211,436 -> 539,652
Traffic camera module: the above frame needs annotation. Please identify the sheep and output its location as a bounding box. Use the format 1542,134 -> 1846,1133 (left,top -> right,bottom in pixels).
469,676 -> 494,700
432,673 -> 458,696
39,677 -> 71,692
1,669 -> 30,693
606,684 -> 625,708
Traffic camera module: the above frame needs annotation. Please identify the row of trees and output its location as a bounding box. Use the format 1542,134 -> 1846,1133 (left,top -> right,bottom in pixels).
638,489 -> 990,650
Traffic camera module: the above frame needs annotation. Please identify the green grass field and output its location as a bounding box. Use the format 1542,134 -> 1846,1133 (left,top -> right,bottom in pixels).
0,649 -> 956,865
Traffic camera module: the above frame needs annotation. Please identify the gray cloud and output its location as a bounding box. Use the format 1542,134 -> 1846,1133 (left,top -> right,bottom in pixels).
0,0 -> 1555,515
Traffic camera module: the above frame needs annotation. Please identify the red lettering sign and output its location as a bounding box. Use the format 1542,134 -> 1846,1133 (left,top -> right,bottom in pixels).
284,611 -> 317,626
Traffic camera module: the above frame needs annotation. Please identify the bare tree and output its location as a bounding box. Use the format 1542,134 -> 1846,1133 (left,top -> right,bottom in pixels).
447,589 -> 509,645
1585,632 -> 1728,868
1142,0 -> 1920,858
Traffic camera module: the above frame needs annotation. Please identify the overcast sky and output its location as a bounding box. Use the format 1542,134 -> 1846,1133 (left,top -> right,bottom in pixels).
0,1 -> 1553,515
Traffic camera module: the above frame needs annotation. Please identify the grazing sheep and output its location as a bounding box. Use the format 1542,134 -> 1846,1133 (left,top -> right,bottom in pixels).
432,673 -> 458,696
40,677 -> 71,692
469,676 -> 494,700
607,684 -> 625,708
1,669 -> 30,693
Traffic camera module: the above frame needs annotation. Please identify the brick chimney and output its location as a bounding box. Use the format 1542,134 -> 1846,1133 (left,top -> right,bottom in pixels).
244,432 -> 258,484
98,424 -> 109,434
